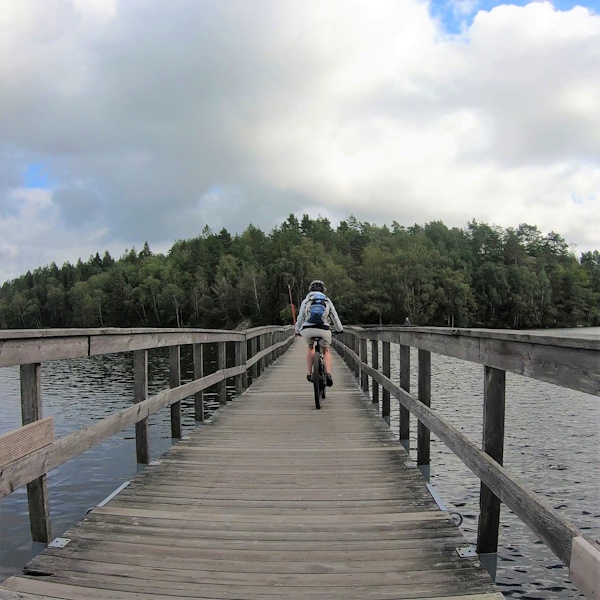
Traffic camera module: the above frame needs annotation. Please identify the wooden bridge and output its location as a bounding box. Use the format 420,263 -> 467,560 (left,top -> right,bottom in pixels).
0,326 -> 598,599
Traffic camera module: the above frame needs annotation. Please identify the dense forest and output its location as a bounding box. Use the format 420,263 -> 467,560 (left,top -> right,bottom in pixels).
1,215 -> 599,330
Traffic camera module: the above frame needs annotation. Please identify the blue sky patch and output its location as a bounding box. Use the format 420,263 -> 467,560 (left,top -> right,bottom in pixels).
429,0 -> 598,34
24,163 -> 51,189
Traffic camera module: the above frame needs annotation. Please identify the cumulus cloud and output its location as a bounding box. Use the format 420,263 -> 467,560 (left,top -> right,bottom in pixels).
0,0 -> 598,282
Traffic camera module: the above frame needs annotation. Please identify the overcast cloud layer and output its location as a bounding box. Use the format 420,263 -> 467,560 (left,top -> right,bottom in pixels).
1,0 -> 599,283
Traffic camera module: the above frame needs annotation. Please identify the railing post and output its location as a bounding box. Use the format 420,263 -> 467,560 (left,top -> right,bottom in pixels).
399,344 -> 411,452
267,332 -> 273,367
251,336 -> 258,381
134,349 -> 149,464
371,339 -> 379,407
235,339 -> 243,396
343,332 -> 349,367
360,337 -> 369,394
217,341 -> 227,405
477,365 -> 506,577
417,349 -> 431,480
169,346 -> 182,438
20,363 -> 51,543
352,333 -> 359,378
382,341 -> 390,425
241,335 -> 249,390
259,335 -> 265,374
193,343 -> 204,422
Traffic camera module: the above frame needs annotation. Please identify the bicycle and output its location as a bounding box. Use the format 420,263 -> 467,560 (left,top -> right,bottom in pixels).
311,338 -> 327,410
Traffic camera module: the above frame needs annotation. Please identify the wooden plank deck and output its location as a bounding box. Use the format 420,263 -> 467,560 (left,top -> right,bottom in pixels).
0,341 -> 502,600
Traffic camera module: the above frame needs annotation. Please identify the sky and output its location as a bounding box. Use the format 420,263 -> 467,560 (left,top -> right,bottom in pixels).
0,0 -> 599,284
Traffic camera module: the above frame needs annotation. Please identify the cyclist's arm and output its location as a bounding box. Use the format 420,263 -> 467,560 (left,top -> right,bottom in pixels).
328,302 -> 344,333
295,298 -> 308,335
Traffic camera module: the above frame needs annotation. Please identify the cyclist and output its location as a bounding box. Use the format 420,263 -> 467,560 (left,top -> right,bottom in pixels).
294,280 -> 343,387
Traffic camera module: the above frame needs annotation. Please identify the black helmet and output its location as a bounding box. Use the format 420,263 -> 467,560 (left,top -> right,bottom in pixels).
309,280 -> 326,293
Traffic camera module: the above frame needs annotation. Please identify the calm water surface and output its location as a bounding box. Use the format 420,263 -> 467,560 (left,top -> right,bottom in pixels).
0,331 -> 598,599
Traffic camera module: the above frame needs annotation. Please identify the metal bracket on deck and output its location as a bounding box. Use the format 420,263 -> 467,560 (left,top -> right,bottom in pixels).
86,481 -> 131,514
426,483 -> 448,511
48,538 -> 70,549
97,481 -> 131,507
456,546 -> 478,558
425,484 -> 464,526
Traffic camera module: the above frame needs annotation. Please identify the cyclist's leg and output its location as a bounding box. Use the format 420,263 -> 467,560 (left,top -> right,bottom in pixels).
305,345 -> 314,377
300,329 -> 316,378
318,331 -> 334,386
322,347 -> 332,374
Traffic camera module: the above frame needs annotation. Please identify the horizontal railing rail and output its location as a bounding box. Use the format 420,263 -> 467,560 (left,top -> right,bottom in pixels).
0,325 -> 294,544
333,325 -> 599,600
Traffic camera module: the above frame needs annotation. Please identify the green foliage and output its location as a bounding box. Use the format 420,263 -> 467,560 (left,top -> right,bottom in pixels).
0,216 -> 598,329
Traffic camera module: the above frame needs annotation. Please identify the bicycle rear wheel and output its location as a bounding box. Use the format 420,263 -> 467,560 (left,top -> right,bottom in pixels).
313,346 -> 321,410
320,354 -> 326,399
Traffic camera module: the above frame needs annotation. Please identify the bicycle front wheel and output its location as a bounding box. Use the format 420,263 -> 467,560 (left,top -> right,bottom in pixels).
313,349 -> 321,409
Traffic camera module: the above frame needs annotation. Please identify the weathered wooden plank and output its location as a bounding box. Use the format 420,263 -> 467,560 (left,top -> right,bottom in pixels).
417,349 -> 431,471
45,537 -> 466,561
32,547 -> 474,572
477,366 -> 505,555
399,343 -> 410,446
1,576 -> 497,600
0,337 -> 89,367
481,337 -> 599,396
0,588 -> 503,600
217,341 -> 226,405
24,553 -> 492,586
382,341 -> 390,424
351,324 -> 599,349
192,343 -> 204,422
0,417 -> 54,468
351,326 -> 600,396
94,505 -> 446,524
169,346 -> 182,438
370,339 -> 379,405
89,331 -> 243,355
20,364 -> 51,544
133,349 -> 149,464
569,536 -> 600,600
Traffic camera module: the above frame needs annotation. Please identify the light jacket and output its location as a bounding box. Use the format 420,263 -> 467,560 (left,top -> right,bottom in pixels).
295,292 -> 344,335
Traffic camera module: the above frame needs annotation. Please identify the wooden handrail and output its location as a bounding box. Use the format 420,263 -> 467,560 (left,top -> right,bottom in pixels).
347,325 -> 599,396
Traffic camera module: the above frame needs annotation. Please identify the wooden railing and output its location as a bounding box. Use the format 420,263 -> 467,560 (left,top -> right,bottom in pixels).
333,326 -> 599,599
0,326 -> 294,544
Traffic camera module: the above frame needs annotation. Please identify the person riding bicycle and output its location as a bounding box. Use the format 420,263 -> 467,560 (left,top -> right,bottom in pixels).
294,280 -> 343,387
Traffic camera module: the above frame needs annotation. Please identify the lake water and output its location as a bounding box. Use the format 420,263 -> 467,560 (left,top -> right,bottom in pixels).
0,331 -> 598,598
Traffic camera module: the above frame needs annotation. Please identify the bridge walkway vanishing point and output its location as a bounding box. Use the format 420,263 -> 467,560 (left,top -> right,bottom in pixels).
0,340 -> 502,600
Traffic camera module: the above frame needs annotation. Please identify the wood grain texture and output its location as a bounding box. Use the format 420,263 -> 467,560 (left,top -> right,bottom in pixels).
347,326 -> 599,396
0,341 -> 497,599
0,418 -> 53,468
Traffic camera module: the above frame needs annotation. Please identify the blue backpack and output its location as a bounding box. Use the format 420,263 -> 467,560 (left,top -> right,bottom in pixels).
305,292 -> 330,325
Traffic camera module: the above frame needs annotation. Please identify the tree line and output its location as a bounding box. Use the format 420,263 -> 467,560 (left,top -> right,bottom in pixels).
1,215 -> 599,330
